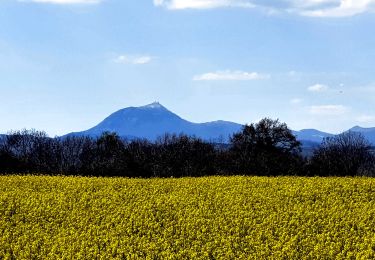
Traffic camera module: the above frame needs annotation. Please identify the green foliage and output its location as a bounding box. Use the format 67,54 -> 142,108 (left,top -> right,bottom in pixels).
1,175 -> 375,258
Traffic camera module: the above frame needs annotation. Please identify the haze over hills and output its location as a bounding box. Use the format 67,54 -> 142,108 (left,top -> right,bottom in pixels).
64,102 -> 375,147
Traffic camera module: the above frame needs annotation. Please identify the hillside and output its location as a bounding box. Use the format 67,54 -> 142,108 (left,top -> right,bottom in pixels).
64,102 -> 375,147
66,102 -> 242,142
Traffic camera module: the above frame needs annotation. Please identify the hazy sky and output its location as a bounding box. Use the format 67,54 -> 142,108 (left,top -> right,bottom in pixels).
1,0 -> 375,136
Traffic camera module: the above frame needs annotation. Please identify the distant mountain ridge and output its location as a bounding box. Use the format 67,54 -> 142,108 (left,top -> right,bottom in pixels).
64,102 -> 375,146
292,129 -> 333,144
348,126 -> 375,144
65,102 -> 243,142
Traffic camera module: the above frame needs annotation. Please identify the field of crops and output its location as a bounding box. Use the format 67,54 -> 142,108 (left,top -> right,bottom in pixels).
1,176 -> 375,259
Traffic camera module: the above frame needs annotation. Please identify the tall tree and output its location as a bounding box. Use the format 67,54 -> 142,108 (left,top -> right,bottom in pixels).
229,118 -> 302,175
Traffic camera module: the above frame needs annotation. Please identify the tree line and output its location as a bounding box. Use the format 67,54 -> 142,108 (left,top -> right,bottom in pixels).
0,118 -> 374,177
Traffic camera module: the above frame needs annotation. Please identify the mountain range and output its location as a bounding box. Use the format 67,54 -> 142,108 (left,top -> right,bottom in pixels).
66,102 -> 242,142
66,102 -> 375,146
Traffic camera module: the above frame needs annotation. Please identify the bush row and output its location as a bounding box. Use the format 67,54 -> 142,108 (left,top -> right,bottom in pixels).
0,118 -> 374,177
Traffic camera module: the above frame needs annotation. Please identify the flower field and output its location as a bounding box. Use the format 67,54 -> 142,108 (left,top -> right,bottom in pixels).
1,175 -> 375,259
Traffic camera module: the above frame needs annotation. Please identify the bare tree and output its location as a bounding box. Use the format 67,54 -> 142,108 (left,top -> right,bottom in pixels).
310,131 -> 375,176
3,129 -> 49,172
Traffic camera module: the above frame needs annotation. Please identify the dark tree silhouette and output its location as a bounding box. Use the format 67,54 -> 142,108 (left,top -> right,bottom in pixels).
309,131 -> 375,176
2,129 -> 49,173
126,139 -> 155,178
229,118 -> 302,176
58,136 -> 93,175
2,125 -> 373,178
153,134 -> 217,177
94,132 -> 127,176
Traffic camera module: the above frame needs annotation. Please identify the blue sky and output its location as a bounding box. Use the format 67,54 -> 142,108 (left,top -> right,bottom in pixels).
1,0 -> 375,136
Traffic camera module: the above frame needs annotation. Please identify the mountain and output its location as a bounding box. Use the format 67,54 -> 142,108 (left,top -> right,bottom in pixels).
293,129 -> 333,144
0,134 -> 5,146
64,102 -> 375,147
293,129 -> 334,148
293,127 -> 375,149
65,102 -> 243,142
348,126 -> 375,144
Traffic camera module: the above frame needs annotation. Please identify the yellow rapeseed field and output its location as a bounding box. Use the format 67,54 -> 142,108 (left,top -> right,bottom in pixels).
1,175 -> 375,259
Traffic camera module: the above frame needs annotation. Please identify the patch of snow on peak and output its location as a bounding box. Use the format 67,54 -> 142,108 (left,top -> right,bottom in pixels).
143,102 -> 163,109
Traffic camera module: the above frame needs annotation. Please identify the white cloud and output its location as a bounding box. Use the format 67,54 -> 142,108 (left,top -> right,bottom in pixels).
357,115 -> 375,123
307,83 -> 329,92
290,98 -> 303,104
300,0 -> 375,17
19,0 -> 101,4
309,105 -> 349,115
114,55 -> 153,65
154,0 -> 254,9
154,0 -> 375,17
193,70 -> 270,81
